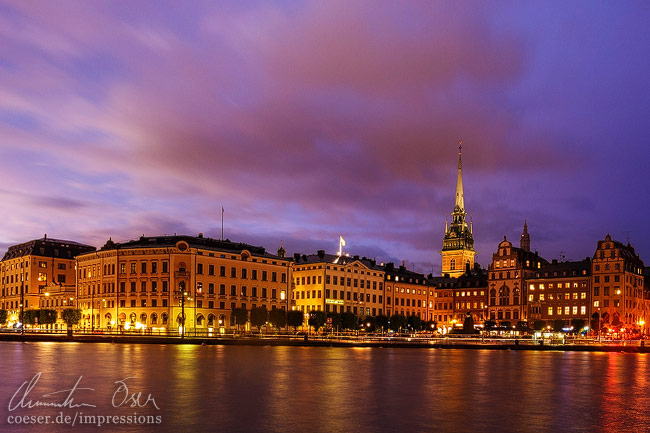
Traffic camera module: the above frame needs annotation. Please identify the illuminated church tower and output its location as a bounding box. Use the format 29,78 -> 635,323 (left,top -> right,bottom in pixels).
440,142 -> 475,277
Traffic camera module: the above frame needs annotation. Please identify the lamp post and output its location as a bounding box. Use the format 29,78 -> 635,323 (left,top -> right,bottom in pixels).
181,290 -> 187,340
598,307 -> 601,342
20,274 -> 24,335
91,285 -> 95,333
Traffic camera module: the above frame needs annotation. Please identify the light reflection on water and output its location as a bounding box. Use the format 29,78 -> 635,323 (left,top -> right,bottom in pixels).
0,343 -> 649,432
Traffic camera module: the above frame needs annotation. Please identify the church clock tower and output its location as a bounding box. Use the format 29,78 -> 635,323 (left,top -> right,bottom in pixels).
440,142 -> 475,277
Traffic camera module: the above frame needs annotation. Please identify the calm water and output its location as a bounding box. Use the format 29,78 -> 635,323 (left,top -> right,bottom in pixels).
0,342 -> 648,433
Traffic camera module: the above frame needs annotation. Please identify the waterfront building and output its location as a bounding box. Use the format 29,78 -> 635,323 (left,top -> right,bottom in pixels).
487,223 -> 548,323
440,143 -> 475,278
292,251 -> 385,317
428,275 -> 456,330
453,266 -> 488,326
383,262 -> 429,320
38,281 -> 77,329
526,258 -> 591,329
590,235 -> 646,332
75,235 -> 291,333
0,236 -> 95,326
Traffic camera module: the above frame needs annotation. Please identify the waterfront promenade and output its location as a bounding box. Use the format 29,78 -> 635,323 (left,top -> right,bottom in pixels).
0,331 -> 647,353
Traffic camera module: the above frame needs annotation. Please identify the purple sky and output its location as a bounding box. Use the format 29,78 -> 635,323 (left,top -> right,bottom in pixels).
1,1 -> 649,274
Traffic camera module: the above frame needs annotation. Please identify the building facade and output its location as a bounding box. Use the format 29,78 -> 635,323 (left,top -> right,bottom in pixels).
75,235 -> 291,333
292,251 -> 385,317
591,235 -> 646,332
0,236 -> 95,327
526,258 -> 591,328
383,263 -> 428,320
487,224 -> 548,323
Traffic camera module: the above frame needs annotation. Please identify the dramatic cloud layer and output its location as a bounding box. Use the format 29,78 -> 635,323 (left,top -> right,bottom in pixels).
1,1 -> 649,272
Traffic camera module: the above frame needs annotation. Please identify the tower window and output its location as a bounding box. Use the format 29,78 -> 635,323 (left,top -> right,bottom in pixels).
450,259 -> 456,271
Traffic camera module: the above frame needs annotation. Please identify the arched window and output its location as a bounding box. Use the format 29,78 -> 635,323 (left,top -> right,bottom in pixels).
140,313 -> 147,324
218,314 -> 226,327
129,312 -> 136,323
208,314 -> 215,326
450,258 -> 456,271
161,313 -> 168,325
489,289 -> 496,306
513,288 -> 520,306
197,314 -> 205,326
151,313 -> 158,324
499,285 -> 510,306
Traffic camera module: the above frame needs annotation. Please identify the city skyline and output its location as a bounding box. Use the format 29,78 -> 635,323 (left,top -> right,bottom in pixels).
2,1 -> 650,273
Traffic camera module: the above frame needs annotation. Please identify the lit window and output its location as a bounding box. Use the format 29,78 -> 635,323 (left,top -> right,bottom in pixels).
581,292 -> 586,299
580,306 -> 586,315
548,307 -> 553,316
572,306 -> 578,315
539,294 -> 545,301
594,300 -> 599,307
540,284 -> 544,290
528,294 -> 534,302
564,306 -> 570,315
529,284 -> 535,291
557,306 -> 562,315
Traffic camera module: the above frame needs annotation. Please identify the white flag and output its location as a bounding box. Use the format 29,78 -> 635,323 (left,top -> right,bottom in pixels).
339,236 -> 346,247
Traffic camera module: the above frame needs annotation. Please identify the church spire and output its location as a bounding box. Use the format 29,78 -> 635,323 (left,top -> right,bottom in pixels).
455,141 -> 464,212
440,141 -> 475,278
520,220 -> 530,252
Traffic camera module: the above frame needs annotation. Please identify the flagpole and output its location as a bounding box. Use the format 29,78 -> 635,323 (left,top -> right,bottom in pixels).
221,206 -> 224,241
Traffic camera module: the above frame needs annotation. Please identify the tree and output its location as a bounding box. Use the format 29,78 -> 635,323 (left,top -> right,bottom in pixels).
462,313 -> 476,334
590,312 -> 600,334
22,310 -> 38,325
327,312 -> 343,332
308,310 -> 327,333
268,307 -> 287,329
516,321 -> 530,332
361,316 -> 375,332
341,312 -> 358,331
39,309 -> 57,326
231,307 -> 249,330
571,318 -> 586,332
287,310 -> 304,331
389,314 -> 407,332
407,314 -> 422,331
553,319 -> 565,332
0,309 -> 7,326
61,309 -> 82,327
374,315 -> 389,332
250,306 -> 268,331
533,320 -> 547,331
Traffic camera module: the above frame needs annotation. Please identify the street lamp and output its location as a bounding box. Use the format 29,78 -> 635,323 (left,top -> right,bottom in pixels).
20,274 -> 24,335
181,290 -> 187,340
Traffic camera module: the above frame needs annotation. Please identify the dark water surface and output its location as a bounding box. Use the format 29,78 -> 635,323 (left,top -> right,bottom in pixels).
0,342 -> 649,432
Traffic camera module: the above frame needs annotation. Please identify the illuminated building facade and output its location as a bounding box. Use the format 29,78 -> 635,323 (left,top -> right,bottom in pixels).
292,251 -> 385,317
526,259 -> 591,327
0,236 -> 95,326
453,268 -> 488,325
441,143 -> 475,278
428,276 -> 456,328
383,262 -> 429,320
591,235 -> 646,331
75,235 -> 291,332
487,224 -> 548,323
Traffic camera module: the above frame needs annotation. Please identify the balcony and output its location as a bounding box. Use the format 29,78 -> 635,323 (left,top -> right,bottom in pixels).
174,270 -> 189,279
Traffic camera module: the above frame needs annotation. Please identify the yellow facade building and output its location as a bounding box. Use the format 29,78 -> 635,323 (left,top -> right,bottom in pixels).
0,236 -> 95,327
292,251 -> 385,318
75,235 -> 291,333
